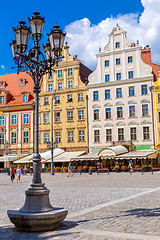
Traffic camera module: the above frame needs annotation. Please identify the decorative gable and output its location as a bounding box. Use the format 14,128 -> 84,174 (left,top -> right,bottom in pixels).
116,122 -> 125,126
141,99 -> 150,103
115,102 -> 124,106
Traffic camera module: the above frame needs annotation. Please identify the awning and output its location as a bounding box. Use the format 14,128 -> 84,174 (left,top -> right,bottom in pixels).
98,146 -> 128,158
47,151 -> 86,163
71,153 -> 99,161
14,148 -> 65,164
115,150 -> 156,160
0,155 -> 27,163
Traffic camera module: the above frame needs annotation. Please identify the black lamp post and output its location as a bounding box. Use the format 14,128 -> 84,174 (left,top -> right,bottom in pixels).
8,12 -> 68,232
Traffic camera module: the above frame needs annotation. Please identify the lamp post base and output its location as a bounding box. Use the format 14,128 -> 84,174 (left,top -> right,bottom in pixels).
7,183 -> 68,232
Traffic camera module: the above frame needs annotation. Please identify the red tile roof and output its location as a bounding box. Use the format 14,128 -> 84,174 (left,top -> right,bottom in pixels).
0,72 -> 34,107
141,48 -> 160,81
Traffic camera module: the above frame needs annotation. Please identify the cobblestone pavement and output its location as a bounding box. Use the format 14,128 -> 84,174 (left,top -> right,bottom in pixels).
1,171 -> 160,239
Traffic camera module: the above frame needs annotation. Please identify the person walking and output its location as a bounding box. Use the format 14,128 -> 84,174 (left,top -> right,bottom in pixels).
24,165 -> 27,175
67,162 -> 72,177
16,165 -> 21,183
10,165 -> 15,183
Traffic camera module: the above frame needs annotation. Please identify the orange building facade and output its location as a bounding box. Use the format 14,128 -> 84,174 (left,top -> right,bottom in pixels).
0,72 -> 34,156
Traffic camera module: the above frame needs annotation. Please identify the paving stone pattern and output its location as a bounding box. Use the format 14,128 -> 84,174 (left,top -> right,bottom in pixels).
1,172 -> 160,239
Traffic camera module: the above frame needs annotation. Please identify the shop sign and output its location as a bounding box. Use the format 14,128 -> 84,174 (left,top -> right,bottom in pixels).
134,145 -> 151,150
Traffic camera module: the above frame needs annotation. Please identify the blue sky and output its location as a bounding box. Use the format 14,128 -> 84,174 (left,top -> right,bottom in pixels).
0,0 -> 158,74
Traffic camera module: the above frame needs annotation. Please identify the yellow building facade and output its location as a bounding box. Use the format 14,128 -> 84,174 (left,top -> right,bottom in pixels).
39,44 -> 92,152
153,71 -> 160,151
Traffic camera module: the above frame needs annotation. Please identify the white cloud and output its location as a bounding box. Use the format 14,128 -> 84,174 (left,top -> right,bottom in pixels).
1,65 -> 5,70
65,0 -> 160,70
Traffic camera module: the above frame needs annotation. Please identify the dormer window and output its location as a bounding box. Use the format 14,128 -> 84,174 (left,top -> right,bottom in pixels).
23,94 -> 28,102
0,96 -> 5,104
20,78 -> 26,86
116,42 -> 120,48
0,82 -> 5,88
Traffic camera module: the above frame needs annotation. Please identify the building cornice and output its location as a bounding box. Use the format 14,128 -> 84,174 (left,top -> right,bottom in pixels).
88,76 -> 153,89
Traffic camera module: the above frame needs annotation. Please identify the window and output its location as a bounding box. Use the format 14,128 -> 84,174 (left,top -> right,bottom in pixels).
117,107 -> 123,118
158,94 -> 160,103
11,115 -> 17,125
93,91 -> 99,101
141,85 -> 148,95
105,74 -> 110,82
78,93 -> 83,101
58,82 -> 62,90
44,97 -> 49,105
118,128 -> 124,141
58,70 -> 62,78
116,73 -> 121,80
128,71 -> 133,79
21,79 -> 25,85
44,113 -> 49,123
0,116 -> 5,126
105,108 -> 111,119
1,82 -> 5,87
143,127 -> 149,140
94,130 -> 100,142
55,112 -> 60,122
48,83 -> 53,91
79,130 -> 84,142
106,129 -> 112,142
58,54 -> 62,62
116,58 -> 121,65
68,68 -> 73,76
39,115 -> 41,124
94,109 -> 99,120
116,42 -> 120,48
105,60 -> 109,67
55,132 -> 61,143
0,133 -> 4,144
23,131 -> 29,143
129,106 -> 135,118
55,96 -> 60,104
128,56 -> 133,63
68,131 -> 73,142
0,96 -> 5,104
44,133 -> 49,143
158,112 -> 160,122
68,80 -> 73,89
11,132 -> 17,144
116,88 -> 122,98
78,110 -> 84,120
23,114 -> 29,124
67,111 -> 73,121
105,90 -> 110,99
67,94 -> 72,102
129,86 -> 135,96
39,133 -> 41,143
142,104 -> 149,116
130,127 -> 136,141
23,94 -> 28,102
48,71 -> 52,79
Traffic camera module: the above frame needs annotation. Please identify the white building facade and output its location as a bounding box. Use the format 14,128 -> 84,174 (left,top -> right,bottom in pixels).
88,25 -> 154,154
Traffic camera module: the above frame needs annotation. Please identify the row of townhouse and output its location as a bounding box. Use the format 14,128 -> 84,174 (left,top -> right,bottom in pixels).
1,24 -> 160,159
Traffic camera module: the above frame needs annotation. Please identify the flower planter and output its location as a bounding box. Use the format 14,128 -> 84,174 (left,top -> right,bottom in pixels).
89,169 -> 92,175
115,169 -> 120,173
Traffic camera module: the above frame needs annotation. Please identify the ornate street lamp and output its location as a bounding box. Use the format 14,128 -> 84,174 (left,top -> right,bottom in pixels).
8,12 -> 67,232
